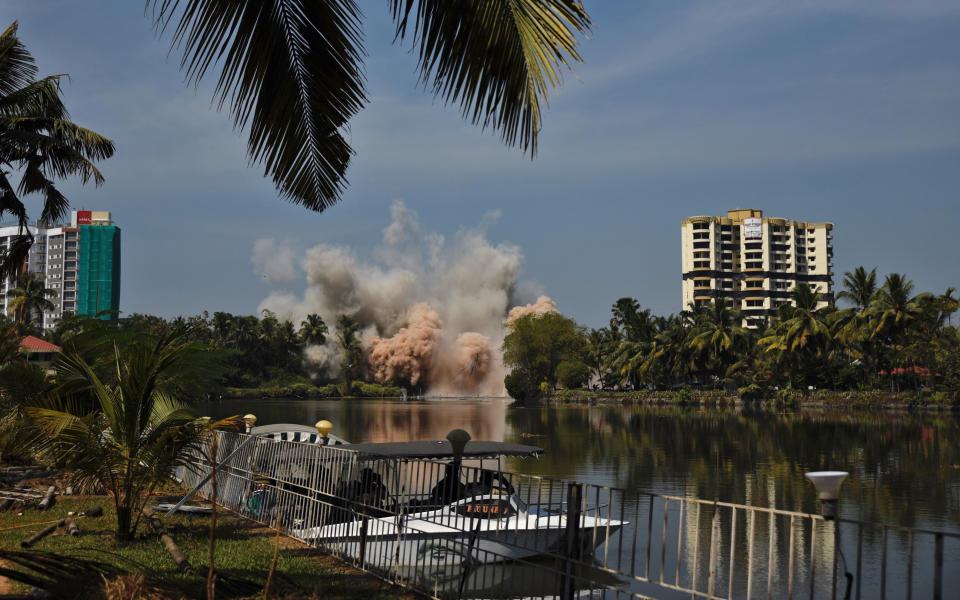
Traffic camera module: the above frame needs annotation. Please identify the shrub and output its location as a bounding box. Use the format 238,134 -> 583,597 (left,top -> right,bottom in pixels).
504,369 -> 538,402
555,360 -> 591,389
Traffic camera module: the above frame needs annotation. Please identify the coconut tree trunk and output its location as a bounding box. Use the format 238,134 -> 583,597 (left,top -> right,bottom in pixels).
207,432 -> 219,600
116,504 -> 132,542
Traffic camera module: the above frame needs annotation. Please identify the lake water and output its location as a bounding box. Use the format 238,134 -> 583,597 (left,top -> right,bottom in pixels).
198,397 -> 960,596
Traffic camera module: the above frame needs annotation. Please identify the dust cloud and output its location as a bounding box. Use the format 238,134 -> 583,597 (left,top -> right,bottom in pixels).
257,200 -> 553,396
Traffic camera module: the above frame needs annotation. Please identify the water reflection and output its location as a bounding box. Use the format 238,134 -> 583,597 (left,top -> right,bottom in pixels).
199,398 -> 960,533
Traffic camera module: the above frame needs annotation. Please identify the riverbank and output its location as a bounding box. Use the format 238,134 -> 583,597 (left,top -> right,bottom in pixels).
221,381 -> 401,399
551,388 -> 959,409
0,495 -> 411,599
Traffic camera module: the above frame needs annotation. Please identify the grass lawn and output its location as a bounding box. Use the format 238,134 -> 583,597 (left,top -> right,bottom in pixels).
0,495 -> 413,599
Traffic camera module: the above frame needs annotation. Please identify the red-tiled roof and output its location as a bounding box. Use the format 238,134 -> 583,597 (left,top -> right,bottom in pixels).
19,336 -> 61,352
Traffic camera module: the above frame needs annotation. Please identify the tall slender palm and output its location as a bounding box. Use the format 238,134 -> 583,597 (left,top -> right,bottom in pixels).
938,287 -> 958,327
146,1 -> 590,213
299,313 -> 328,346
335,314 -> 363,392
0,24 -> 114,279
768,284 -> 833,355
837,267 -> 878,309
869,273 -> 921,343
688,301 -> 749,383
7,271 -> 56,327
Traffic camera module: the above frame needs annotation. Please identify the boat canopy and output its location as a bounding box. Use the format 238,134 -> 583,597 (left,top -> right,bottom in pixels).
339,440 -> 543,459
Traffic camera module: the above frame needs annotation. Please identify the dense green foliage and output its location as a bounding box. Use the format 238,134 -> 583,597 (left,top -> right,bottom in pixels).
505,268 -> 958,401
0,324 -> 238,539
1,309 -> 404,396
502,312 -> 587,397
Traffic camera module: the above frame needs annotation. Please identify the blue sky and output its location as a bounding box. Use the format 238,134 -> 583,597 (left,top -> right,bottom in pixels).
5,0 -> 959,328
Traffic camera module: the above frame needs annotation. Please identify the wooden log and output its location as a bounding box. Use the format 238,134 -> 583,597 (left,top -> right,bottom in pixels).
22,519 -> 64,548
143,509 -> 195,575
37,486 -> 56,510
65,517 -> 80,536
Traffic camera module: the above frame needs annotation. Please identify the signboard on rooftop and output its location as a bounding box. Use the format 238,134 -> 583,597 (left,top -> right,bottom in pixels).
743,217 -> 762,239
76,210 -> 92,225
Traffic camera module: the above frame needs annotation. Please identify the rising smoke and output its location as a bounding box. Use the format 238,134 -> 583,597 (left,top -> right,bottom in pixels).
256,201 -> 555,395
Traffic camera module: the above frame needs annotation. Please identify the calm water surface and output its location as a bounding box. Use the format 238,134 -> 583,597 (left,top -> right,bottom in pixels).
199,397 -> 960,533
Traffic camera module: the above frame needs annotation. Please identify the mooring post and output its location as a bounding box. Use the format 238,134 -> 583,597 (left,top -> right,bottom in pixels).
358,507 -> 369,569
561,482 -> 583,600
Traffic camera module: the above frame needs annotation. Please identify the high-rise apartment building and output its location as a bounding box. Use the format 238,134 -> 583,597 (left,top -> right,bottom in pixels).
681,209 -> 833,323
1,210 -> 120,330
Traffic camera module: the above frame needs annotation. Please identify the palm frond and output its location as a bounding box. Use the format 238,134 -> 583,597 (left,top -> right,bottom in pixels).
0,23 -> 37,97
149,0 -> 367,211
392,0 -> 590,156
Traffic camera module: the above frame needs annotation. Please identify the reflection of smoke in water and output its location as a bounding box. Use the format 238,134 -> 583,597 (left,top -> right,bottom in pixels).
255,201 -> 555,395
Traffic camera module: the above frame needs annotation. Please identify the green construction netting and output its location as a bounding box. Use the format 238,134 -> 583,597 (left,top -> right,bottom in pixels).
77,225 -> 121,319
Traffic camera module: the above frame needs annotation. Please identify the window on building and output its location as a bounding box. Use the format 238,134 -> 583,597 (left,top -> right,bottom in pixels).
692,222 -> 709,230
693,232 -> 709,240
745,299 -> 764,307
694,260 -> 710,269
745,280 -> 763,289
694,251 -> 710,259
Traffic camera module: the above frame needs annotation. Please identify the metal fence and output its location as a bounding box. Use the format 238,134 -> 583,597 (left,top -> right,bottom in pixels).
174,432 -> 959,600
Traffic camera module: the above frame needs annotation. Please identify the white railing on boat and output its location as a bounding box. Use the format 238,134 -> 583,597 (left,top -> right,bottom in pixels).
174,431 -> 958,600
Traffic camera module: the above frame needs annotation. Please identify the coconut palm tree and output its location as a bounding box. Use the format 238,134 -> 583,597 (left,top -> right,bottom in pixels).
837,266 -> 878,309
335,314 -> 363,393
0,23 -> 115,279
145,1 -> 590,213
869,273 -> 922,344
25,330 -> 231,540
688,301 -> 749,384
7,271 -> 56,327
299,313 -> 328,346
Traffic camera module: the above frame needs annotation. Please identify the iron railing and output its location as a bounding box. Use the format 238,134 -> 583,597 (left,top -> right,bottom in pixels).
174,432 -> 959,600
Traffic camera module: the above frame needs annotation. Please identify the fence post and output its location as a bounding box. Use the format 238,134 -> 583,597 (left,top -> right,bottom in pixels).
934,533 -> 943,600
562,482 -> 584,600
358,507 -> 369,569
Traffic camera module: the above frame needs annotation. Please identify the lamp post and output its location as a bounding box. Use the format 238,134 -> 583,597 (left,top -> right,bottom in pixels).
805,471 -> 848,520
315,420 -> 333,444
446,429 -> 471,491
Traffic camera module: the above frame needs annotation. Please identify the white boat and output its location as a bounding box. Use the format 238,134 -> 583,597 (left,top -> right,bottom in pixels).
289,438 -> 626,573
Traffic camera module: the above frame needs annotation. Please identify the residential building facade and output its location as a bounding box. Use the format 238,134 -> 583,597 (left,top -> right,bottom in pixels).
1,210 -> 120,330
681,209 -> 833,324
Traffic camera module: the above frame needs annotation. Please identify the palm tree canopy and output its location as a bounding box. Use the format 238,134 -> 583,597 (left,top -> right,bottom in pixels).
7,271 -> 56,325
837,266 -> 878,309
148,0 -> 590,212
868,273 -> 922,341
0,23 -> 115,279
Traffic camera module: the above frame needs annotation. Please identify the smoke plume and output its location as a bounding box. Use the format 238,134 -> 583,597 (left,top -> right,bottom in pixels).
256,200 -> 553,395
504,295 -> 558,327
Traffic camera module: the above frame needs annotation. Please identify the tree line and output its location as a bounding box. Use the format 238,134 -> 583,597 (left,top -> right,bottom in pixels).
503,268 -> 959,401
2,306 -> 372,393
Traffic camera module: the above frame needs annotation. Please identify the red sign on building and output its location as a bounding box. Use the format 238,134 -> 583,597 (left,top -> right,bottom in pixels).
77,210 -> 92,225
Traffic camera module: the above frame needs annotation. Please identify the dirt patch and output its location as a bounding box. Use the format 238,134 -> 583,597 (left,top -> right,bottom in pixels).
0,559 -> 11,595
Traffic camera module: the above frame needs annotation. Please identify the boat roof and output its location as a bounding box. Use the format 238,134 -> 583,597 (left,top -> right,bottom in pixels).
339,440 -> 543,459
250,424 -> 348,445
